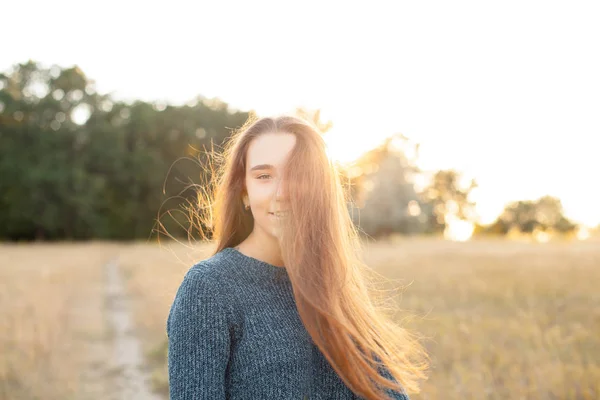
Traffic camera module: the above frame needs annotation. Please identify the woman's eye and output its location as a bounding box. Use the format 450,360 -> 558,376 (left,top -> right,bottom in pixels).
257,174 -> 271,180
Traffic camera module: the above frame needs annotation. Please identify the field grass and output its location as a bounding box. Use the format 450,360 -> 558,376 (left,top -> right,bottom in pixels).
1,237 -> 598,399
0,242 -> 121,400
364,237 -> 600,399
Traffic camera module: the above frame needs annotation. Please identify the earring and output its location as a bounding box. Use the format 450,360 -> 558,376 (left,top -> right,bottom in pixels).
245,203 -> 250,210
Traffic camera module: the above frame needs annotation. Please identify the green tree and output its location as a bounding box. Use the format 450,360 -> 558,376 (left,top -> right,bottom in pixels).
481,195 -> 577,235
348,133 -> 426,238
0,61 -> 251,241
419,169 -> 478,234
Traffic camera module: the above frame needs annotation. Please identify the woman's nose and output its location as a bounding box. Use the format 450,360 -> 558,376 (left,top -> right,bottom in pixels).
275,179 -> 288,200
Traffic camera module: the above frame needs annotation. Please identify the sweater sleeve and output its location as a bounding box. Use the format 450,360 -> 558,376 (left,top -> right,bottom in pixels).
167,267 -> 231,400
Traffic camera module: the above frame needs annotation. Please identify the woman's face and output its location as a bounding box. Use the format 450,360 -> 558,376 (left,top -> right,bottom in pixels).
245,132 -> 296,239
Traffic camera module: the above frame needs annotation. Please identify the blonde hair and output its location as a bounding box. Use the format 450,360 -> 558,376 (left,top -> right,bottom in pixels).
178,113 -> 429,399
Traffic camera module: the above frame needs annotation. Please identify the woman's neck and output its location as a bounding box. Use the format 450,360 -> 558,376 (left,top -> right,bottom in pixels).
236,234 -> 285,268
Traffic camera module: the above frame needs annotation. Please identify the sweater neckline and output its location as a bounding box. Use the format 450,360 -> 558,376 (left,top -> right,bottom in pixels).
223,247 -> 289,279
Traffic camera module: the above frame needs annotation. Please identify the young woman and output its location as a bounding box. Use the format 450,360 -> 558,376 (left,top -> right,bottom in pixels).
167,114 -> 429,399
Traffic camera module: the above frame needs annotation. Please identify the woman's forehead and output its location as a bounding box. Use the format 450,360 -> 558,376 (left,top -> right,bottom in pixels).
246,132 -> 296,171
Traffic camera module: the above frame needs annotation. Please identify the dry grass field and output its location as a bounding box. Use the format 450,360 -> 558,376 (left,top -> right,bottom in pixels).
1,237 -> 598,399
0,242 -> 122,400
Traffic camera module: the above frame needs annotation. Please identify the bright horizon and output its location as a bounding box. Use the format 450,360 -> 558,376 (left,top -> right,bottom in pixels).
3,0 -> 599,227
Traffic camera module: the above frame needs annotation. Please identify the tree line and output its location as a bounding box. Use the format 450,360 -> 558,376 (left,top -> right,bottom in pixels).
340,135 -> 582,239
0,61 -> 586,241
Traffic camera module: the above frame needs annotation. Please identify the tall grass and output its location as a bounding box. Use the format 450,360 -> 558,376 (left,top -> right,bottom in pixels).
364,236 -> 600,399
2,238 -> 597,399
0,242 -> 118,400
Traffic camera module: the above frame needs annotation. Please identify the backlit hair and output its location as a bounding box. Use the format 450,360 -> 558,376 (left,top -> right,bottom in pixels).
189,113 -> 429,399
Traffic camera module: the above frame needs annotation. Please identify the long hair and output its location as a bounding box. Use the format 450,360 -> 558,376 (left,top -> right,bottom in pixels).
188,114 -> 429,399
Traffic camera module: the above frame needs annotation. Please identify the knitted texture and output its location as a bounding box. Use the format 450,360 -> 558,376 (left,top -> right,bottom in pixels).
167,247 -> 409,399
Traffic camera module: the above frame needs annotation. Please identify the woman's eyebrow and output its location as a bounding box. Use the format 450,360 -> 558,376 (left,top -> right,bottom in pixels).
249,164 -> 275,172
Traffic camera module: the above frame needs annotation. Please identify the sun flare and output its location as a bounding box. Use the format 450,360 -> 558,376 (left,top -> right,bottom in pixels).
323,127 -> 376,165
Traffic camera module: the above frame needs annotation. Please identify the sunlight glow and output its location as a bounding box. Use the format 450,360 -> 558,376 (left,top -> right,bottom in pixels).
323,126 -> 381,165
5,0 -> 598,229
71,104 -> 92,125
444,216 -> 474,242
576,226 -> 591,241
533,230 -> 551,243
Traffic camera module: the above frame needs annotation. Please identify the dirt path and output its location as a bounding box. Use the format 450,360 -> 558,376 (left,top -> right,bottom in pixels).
105,258 -> 163,400
69,256 -> 117,400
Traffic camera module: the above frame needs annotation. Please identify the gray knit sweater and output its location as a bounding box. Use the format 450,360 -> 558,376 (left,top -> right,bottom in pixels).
166,247 -> 409,399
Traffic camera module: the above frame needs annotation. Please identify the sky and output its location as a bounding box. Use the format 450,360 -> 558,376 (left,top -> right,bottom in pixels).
2,0 -> 599,226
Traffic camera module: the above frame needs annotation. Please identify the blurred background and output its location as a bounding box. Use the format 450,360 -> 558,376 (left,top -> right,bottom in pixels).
1,1 -> 598,399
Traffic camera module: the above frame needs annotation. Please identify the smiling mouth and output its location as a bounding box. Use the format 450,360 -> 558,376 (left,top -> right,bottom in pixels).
269,212 -> 289,217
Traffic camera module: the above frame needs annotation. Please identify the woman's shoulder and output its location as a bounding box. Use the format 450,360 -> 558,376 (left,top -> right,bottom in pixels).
175,248 -> 249,309
186,248 -> 240,281
168,249 -> 240,332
